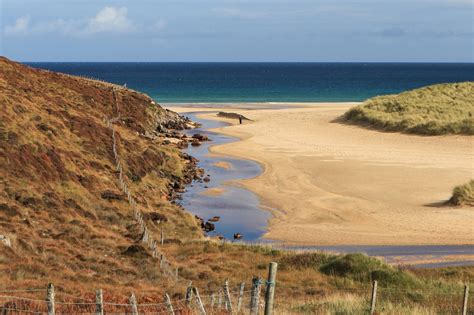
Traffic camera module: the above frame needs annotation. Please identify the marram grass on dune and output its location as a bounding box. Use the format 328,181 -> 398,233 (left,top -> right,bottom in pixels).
344,82 -> 474,135
449,180 -> 474,207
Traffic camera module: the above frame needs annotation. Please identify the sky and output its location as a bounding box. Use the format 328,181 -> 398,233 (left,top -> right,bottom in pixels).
0,0 -> 473,62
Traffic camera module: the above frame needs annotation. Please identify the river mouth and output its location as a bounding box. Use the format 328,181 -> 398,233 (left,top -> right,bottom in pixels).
180,112 -> 271,241
179,110 -> 474,268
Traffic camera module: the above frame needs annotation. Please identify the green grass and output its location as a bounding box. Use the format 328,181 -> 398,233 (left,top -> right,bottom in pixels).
449,180 -> 474,206
344,82 -> 474,135
319,254 -> 419,288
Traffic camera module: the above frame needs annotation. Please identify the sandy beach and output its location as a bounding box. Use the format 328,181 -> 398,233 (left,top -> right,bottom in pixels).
172,103 -> 474,245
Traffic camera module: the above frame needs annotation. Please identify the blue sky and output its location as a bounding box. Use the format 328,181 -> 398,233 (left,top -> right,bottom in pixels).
1,0 -> 472,62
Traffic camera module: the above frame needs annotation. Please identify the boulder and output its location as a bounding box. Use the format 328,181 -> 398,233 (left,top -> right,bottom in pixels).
203,222 -> 215,232
192,133 -> 210,141
208,216 -> 220,222
233,233 -> 243,240
0,235 -> 11,247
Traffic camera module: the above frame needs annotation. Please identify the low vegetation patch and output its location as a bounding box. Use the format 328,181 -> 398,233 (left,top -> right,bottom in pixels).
448,180 -> 474,206
320,254 -> 419,287
344,82 -> 474,135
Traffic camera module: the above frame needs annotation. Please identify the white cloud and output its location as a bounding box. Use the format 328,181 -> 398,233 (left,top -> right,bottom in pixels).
85,6 -> 135,34
4,16 -> 30,35
3,6 -> 144,37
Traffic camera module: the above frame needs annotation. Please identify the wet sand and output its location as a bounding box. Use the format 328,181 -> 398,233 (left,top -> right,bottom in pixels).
173,104 -> 474,246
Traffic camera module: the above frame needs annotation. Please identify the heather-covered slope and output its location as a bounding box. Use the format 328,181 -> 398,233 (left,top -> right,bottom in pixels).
0,57 -> 202,292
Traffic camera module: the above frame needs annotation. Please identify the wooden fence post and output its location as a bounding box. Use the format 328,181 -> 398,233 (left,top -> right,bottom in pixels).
161,228 -> 164,245
129,293 -> 138,315
462,284 -> 469,315
194,288 -> 207,315
217,289 -> 223,309
370,280 -> 378,315
264,262 -> 278,315
46,283 -> 55,315
250,277 -> 262,315
223,279 -> 233,313
237,282 -> 245,313
165,293 -> 175,315
95,289 -> 104,315
185,283 -> 193,305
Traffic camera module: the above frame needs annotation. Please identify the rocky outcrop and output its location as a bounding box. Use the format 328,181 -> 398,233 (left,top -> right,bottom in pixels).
217,112 -> 252,121
156,110 -> 196,133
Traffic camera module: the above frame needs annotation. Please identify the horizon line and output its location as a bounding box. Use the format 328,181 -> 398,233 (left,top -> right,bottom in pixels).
22,60 -> 474,64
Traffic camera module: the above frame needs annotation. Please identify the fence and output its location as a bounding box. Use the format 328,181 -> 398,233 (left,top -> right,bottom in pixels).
1,274 -> 472,314
105,88 -> 179,279
0,263 -> 279,315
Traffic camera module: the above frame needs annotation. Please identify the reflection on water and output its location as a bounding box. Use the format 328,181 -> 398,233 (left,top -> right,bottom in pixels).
180,113 -> 271,240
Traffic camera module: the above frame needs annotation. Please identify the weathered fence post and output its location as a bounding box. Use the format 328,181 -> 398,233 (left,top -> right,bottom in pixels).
95,289 -> 104,315
462,284 -> 469,315
370,280 -> 378,315
129,293 -> 138,315
264,262 -> 278,315
250,277 -> 262,315
237,282 -> 245,313
165,293 -> 175,315
223,279 -> 233,313
217,289 -> 223,309
46,283 -> 55,315
194,288 -> 207,315
210,292 -> 216,308
185,282 -> 194,305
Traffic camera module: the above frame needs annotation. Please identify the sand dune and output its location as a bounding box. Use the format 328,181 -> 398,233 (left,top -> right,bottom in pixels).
174,104 -> 474,245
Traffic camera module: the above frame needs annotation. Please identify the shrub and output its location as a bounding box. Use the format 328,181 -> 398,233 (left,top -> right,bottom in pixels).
319,254 -> 419,287
448,180 -> 474,206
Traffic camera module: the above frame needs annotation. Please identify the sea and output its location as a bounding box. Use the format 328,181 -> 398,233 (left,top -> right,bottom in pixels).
27,62 -> 474,103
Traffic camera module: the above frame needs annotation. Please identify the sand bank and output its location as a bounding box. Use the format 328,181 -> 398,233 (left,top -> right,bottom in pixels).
172,104 -> 474,245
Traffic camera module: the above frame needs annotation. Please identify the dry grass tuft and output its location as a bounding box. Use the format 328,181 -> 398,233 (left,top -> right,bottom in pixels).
448,180 -> 474,206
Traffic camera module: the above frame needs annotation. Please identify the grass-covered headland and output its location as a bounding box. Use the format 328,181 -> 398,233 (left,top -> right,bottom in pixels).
344,82 -> 474,135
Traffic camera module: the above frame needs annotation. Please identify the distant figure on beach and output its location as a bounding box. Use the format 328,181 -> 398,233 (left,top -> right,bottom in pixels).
239,116 -> 242,124
123,83 -> 127,88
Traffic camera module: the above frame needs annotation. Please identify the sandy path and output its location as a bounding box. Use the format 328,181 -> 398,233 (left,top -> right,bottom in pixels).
172,104 -> 474,245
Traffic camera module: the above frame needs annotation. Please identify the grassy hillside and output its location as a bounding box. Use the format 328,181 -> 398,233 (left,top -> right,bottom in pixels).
344,82 -> 474,135
0,58 -> 472,313
0,57 -> 202,293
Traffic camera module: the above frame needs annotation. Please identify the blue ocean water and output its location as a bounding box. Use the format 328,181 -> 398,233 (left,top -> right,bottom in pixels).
28,62 -> 474,103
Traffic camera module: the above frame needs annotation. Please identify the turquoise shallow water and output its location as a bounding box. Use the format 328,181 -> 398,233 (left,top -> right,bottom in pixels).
28,62 -> 474,103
